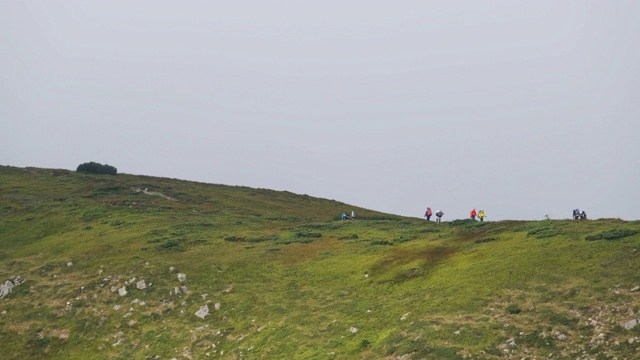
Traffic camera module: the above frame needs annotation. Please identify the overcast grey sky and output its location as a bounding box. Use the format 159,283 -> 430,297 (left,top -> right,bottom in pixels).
2,1 -> 639,220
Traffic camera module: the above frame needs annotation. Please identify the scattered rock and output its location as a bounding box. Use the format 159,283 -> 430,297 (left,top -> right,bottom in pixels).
201,293 -> 208,300
113,305 -> 121,311
181,285 -> 189,294
350,327 -> 358,334
170,267 -> 176,272
631,286 -> 640,292
118,286 -> 127,296
67,262 -> 73,267
214,303 -> 221,311
136,280 -> 147,290
557,333 -> 567,341
0,280 -> 15,299
624,319 -> 638,330
196,305 -> 210,319
178,273 -> 186,282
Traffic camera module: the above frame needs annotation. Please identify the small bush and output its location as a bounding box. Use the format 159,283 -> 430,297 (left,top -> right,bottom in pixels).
295,232 -> 322,238
76,162 -> 117,175
338,234 -> 359,240
506,304 -> 522,314
157,239 -> 183,251
474,237 -> 497,244
527,227 -> 561,239
224,236 -> 247,242
370,240 -> 393,246
585,229 -> 639,241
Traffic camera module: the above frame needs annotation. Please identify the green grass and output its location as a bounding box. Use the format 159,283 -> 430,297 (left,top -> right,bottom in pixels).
1,165 -> 640,359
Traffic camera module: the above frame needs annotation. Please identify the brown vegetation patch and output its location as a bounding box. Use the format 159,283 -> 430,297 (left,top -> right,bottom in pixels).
275,238 -> 342,265
373,246 -> 458,272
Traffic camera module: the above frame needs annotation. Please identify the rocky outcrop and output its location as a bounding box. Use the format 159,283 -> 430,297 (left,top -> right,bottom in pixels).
0,276 -> 24,299
0,280 -> 14,299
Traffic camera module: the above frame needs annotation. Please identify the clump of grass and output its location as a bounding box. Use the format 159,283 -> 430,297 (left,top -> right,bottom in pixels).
370,240 -> 393,246
527,227 -> 561,239
295,232 -> 322,238
338,234 -> 359,240
157,239 -> 183,251
224,236 -> 246,242
506,304 -> 522,314
585,229 -> 638,241
474,237 -> 497,244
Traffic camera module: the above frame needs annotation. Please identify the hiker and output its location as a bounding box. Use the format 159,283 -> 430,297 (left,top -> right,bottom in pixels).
579,210 -> 587,220
470,208 -> 477,220
478,209 -> 485,222
573,209 -> 580,220
424,207 -> 433,221
351,211 -> 358,219
341,212 -> 349,220
435,210 -> 444,223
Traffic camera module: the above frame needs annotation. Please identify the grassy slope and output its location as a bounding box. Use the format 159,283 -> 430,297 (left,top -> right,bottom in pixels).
1,165 -> 640,360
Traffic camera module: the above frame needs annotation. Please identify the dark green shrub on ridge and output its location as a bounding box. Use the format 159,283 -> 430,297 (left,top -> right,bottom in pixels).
76,162 -> 117,175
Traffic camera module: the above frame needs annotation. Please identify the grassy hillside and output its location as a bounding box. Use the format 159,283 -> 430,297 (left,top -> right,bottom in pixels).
1,165 -> 640,360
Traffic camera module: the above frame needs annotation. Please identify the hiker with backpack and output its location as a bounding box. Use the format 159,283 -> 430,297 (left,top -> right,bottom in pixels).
435,210 -> 444,223
478,210 -> 485,222
470,208 -> 477,220
424,207 -> 433,221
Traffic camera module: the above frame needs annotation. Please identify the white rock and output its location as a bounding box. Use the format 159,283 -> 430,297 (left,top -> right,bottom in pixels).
201,293 -> 209,299
350,327 -> 357,333
178,273 -> 186,282
624,319 -> 638,330
67,262 -> 73,267
170,267 -> 176,272
0,280 -> 14,298
196,305 -> 210,319
557,334 -> 567,341
118,286 -> 127,296
631,286 -> 640,292
136,280 -> 147,290
113,305 -> 121,311
214,303 -> 221,311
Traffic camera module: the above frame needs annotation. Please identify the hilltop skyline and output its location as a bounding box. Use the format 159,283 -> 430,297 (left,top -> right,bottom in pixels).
2,1 -> 639,220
